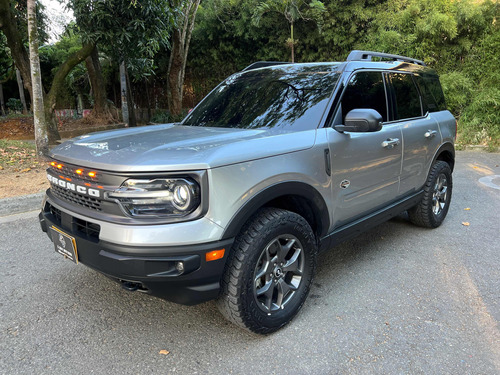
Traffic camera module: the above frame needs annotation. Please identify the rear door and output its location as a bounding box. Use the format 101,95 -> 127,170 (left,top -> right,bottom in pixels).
327,71 -> 402,228
386,73 -> 442,196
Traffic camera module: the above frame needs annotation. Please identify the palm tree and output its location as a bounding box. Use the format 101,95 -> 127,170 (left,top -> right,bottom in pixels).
252,0 -> 326,63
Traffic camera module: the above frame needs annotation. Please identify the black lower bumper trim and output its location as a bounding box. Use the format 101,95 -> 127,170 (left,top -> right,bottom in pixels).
40,208 -> 234,306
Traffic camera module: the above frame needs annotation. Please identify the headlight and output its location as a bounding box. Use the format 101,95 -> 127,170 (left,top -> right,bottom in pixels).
107,178 -> 201,218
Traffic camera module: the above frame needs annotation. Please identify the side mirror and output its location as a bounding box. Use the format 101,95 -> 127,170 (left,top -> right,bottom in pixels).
334,109 -> 383,133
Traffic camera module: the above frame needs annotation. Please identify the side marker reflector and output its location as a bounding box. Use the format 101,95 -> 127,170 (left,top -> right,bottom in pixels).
206,249 -> 225,262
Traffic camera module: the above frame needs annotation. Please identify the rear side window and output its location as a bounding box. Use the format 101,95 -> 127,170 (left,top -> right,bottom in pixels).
388,73 -> 422,120
415,75 -> 447,112
340,71 -> 387,122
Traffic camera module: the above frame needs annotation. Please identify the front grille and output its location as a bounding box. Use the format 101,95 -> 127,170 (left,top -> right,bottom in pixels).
74,217 -> 100,240
45,202 -> 101,241
50,163 -> 101,183
51,184 -> 102,211
49,204 -> 62,225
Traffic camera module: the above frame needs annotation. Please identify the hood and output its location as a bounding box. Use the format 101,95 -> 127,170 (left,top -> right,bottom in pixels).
49,124 -> 316,172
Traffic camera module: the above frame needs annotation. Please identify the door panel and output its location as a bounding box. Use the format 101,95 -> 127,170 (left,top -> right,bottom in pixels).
385,72 -> 443,196
399,115 -> 441,195
327,124 -> 402,228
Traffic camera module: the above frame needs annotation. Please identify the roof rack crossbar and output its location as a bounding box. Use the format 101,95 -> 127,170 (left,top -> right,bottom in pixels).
242,61 -> 292,71
346,50 -> 426,66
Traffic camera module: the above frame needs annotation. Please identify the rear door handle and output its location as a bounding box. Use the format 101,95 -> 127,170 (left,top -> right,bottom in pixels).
425,130 -> 438,138
382,138 -> 400,149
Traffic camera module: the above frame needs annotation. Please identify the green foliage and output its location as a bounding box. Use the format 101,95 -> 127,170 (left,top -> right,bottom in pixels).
185,0 -> 499,146
10,0 -> 49,45
6,97 -> 22,112
458,86 -> 500,147
440,72 -> 473,116
69,0 -> 175,62
252,0 -> 326,27
38,24 -> 89,108
150,109 -> 189,124
2,0 -> 496,146
127,58 -> 156,82
252,0 -> 326,61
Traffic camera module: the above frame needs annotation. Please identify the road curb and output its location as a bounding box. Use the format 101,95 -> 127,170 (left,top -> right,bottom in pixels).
0,192 -> 45,217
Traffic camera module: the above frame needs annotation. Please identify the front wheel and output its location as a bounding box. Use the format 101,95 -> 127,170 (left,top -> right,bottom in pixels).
408,160 -> 453,228
217,208 -> 317,334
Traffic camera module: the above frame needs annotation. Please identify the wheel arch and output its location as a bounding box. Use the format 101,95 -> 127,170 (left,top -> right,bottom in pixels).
221,182 -> 330,241
432,142 -> 455,172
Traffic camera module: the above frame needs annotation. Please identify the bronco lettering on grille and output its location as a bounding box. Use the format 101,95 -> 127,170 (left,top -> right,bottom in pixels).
47,174 -> 101,198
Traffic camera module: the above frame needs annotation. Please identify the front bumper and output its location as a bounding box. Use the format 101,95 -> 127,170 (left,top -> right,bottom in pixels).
39,200 -> 233,305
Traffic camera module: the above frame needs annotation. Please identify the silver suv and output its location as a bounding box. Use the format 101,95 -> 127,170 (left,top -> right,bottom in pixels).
39,50 -> 455,334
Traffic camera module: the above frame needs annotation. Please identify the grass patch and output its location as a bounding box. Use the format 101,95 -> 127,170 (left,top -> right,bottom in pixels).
0,140 -> 44,171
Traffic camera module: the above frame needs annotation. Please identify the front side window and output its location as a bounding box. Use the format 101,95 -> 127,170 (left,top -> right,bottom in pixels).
340,71 -> 388,122
183,65 -> 340,131
388,73 -> 422,120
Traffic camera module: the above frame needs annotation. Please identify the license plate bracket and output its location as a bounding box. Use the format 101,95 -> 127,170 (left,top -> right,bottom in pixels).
50,226 -> 78,264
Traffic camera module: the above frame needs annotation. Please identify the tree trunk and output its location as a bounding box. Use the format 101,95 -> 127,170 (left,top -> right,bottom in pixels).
291,21 -> 295,63
166,0 -> 200,117
167,29 -> 183,116
0,0 -> 33,103
76,93 -> 83,114
85,46 -> 110,117
0,83 -> 5,115
44,43 -> 94,143
145,79 -> 151,123
27,0 -> 48,155
119,61 -> 129,125
125,66 -> 136,127
16,68 -> 28,114
1,0 -> 93,143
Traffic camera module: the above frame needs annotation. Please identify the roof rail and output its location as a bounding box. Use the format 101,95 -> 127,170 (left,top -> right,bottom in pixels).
242,61 -> 292,71
346,50 -> 426,66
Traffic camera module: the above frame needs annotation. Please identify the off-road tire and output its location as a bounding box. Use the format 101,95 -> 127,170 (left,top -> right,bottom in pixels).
217,208 -> 317,334
408,160 -> 452,228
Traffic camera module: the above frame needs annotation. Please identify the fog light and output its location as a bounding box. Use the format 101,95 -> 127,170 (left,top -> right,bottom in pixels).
176,261 -> 184,273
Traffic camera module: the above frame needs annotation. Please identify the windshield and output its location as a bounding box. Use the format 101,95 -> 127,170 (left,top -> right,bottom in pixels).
183,64 -> 340,130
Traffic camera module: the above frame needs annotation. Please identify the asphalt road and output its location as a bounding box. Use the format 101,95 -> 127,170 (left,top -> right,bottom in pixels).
1,150 -> 499,375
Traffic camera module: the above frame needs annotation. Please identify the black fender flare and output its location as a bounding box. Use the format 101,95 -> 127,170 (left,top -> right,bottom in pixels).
221,181 -> 330,240
430,142 -> 455,172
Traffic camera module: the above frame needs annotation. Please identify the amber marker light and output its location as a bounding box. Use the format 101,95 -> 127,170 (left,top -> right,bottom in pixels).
88,171 -> 96,178
206,249 -> 225,262
50,161 -> 56,167
57,164 -> 63,169
75,169 -> 83,175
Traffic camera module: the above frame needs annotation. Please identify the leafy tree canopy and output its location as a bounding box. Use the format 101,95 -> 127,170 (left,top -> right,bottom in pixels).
69,0 -> 175,62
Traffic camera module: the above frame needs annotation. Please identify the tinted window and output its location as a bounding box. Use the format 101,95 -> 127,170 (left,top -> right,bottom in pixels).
341,72 -> 387,122
389,73 -> 422,120
183,66 -> 340,130
415,75 -> 446,112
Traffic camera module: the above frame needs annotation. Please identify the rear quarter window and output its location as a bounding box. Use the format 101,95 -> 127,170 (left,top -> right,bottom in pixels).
415,75 -> 447,113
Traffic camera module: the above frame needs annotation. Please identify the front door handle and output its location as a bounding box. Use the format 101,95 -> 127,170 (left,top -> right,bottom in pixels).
425,130 -> 438,138
382,138 -> 400,149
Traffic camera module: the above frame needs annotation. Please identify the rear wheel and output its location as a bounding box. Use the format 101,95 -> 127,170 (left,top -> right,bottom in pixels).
408,160 -> 452,228
217,208 -> 317,334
